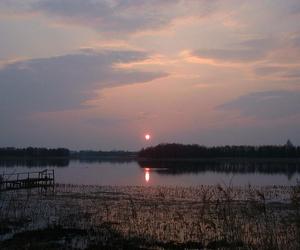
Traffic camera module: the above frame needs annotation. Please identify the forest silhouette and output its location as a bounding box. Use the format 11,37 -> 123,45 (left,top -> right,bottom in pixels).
138,143 -> 300,159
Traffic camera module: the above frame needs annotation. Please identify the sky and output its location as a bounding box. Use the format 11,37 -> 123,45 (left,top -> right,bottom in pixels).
1,0 -> 300,150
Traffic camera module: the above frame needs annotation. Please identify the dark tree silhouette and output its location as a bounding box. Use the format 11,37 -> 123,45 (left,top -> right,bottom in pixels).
138,143 -> 300,159
0,147 -> 70,158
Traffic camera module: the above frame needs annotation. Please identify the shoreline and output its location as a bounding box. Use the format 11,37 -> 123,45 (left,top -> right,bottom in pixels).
1,156 -> 300,161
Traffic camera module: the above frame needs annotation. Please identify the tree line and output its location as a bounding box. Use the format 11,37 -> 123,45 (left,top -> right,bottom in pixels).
0,148 -> 136,159
73,150 -> 137,158
138,143 -> 300,159
0,147 -> 70,158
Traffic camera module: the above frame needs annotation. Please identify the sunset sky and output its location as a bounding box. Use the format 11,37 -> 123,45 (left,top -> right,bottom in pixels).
1,0 -> 300,150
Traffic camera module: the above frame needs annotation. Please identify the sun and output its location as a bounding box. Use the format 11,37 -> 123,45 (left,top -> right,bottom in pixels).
145,134 -> 151,141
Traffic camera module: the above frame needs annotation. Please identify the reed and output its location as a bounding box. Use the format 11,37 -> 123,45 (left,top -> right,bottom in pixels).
0,184 -> 299,249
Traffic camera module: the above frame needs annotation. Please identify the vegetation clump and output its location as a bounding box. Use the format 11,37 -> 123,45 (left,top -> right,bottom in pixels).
139,142 -> 300,159
0,184 -> 299,249
0,147 -> 70,158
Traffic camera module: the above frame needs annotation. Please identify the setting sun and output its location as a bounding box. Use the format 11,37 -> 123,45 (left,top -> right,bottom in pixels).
0,1 -> 299,249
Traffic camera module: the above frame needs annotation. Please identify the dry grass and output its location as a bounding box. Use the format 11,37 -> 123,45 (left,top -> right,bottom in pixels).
0,184 -> 299,249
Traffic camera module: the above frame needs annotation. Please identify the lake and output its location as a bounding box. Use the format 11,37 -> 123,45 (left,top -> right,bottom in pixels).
0,159 -> 299,186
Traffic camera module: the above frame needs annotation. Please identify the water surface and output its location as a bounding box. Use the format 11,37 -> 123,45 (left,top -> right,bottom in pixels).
0,159 -> 299,186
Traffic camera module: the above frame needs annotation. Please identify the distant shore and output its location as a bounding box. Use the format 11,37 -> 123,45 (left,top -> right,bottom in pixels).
137,157 -> 300,162
1,156 -> 300,161
2,143 -> 300,160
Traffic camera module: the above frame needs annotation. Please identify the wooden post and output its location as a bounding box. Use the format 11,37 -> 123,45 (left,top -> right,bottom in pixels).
0,170 -> 55,192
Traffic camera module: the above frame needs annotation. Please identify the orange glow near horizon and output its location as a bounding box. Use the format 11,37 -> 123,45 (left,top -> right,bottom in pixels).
145,134 -> 151,140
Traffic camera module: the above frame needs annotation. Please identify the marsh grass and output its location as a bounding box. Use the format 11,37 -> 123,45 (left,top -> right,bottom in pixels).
0,184 -> 299,249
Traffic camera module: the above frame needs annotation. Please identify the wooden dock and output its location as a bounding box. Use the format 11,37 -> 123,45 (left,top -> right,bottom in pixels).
0,169 -> 55,192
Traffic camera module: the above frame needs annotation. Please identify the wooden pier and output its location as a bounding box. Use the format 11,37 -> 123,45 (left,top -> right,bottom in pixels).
0,169 -> 55,192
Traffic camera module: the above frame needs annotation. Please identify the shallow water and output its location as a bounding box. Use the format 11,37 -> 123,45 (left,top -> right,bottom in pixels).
1,159 -> 300,186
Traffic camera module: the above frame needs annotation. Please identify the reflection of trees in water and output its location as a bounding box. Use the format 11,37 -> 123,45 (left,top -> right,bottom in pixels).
0,159 -> 70,167
138,160 -> 300,178
76,158 -> 136,164
1,158 -> 300,179
0,158 -> 136,168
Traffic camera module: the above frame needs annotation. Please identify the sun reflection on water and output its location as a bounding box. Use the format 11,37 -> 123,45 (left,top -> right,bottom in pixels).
145,168 -> 150,183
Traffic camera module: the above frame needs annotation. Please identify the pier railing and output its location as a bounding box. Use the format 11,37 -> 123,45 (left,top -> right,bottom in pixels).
0,169 -> 54,192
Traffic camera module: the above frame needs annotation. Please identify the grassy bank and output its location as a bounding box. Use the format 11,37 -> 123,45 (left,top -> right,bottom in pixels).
0,184 -> 299,249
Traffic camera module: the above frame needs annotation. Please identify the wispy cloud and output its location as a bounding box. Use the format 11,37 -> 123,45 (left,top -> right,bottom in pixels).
218,90 -> 300,119
0,49 -> 167,115
254,65 -> 300,79
1,0 -> 218,35
192,38 -> 274,63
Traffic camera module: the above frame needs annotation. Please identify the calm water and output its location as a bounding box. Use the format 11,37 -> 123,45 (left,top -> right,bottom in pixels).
0,159 -> 300,186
